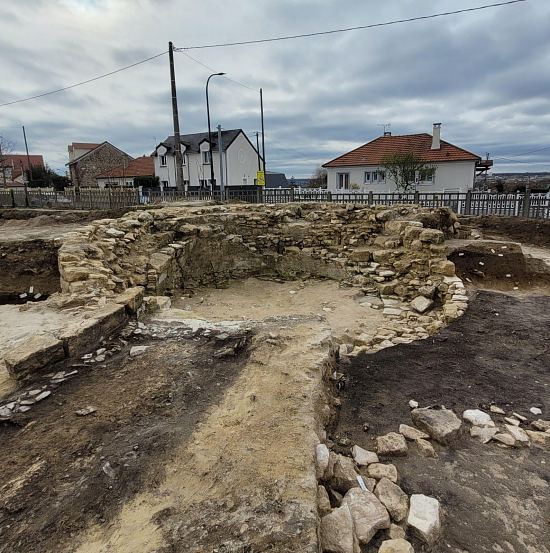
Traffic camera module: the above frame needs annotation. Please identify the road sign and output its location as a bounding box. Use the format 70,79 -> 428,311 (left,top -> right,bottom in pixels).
256,171 -> 265,187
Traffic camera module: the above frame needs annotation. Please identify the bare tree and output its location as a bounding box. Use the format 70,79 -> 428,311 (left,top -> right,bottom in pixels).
0,135 -> 15,186
309,165 -> 328,188
382,151 -> 434,193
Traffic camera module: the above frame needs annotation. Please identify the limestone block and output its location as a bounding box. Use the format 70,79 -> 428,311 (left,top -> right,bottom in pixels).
407,494 -> 441,545
4,335 -> 65,378
411,407 -> 462,444
343,488 -> 390,545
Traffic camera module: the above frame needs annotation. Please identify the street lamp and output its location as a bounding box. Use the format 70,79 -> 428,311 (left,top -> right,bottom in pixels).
206,72 -> 226,190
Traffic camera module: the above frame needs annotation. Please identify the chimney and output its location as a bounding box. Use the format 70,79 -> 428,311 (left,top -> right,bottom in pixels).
431,123 -> 441,150
383,131 -> 392,137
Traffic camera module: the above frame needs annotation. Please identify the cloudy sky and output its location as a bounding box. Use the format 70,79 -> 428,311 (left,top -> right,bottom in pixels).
0,0 -> 549,177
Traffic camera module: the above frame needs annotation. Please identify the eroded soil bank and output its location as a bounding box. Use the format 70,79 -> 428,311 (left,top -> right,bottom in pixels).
333,291 -> 550,553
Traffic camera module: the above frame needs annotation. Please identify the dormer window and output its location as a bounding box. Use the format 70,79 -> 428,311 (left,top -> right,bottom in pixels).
160,155 -> 167,167
202,151 -> 211,164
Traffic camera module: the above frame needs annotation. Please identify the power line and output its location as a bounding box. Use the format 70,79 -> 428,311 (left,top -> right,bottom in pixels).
0,51 -> 168,108
177,0 -> 526,50
500,145 -> 550,158
178,51 -> 257,91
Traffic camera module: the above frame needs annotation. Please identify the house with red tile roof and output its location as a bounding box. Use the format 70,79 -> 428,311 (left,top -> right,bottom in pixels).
323,124 -> 482,193
0,154 -> 45,187
96,156 -> 156,188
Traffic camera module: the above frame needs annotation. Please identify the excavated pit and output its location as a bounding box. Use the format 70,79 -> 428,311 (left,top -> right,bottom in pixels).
0,202 -> 509,553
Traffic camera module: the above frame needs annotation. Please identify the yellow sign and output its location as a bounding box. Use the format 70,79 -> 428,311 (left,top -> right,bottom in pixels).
257,171 -> 265,187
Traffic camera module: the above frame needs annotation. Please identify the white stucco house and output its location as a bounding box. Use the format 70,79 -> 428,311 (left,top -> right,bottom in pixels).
323,124 -> 483,194
153,129 -> 262,191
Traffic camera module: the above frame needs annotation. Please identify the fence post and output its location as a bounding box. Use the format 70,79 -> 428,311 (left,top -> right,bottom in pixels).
290,187 -> 295,202
108,187 -> 113,209
414,190 -> 420,205
327,191 -> 332,203
368,190 -> 373,205
10,189 -> 15,207
465,191 -> 472,215
522,186 -> 531,218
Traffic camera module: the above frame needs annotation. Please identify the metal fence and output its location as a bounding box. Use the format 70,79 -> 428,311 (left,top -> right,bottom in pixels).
1,187 -> 549,219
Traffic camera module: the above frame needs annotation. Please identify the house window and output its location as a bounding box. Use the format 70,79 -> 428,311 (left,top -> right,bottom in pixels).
161,180 -> 168,188
418,168 -> 435,183
184,179 -> 190,187
364,172 -> 371,183
378,171 -> 386,182
337,173 -> 350,190
202,151 -> 211,164
160,155 -> 167,167
182,155 -> 186,166
243,176 -> 248,185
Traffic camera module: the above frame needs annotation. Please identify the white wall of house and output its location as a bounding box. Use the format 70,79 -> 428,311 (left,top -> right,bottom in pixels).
153,132 -> 260,189
326,160 -> 476,193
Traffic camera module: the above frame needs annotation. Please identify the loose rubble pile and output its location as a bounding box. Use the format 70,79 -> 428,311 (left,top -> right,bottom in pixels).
317,397 -> 548,552
465,406 -> 549,449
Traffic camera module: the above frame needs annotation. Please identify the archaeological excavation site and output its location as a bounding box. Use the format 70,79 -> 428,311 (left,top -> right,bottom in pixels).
0,202 -> 548,553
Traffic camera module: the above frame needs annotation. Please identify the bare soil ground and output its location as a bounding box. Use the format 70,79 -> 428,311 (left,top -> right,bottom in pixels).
1,278 -> 381,553
333,290 -> 550,553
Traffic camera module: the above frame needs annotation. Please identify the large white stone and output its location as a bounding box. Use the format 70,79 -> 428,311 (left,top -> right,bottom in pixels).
399,424 -> 429,441
407,494 -> 441,545
321,504 -> 356,553
376,433 -> 408,456
504,424 -> 530,446
343,488 -> 390,545
352,445 -> 379,466
463,409 -> 494,427
366,463 -> 398,483
411,407 -> 462,444
316,443 -> 330,479
410,296 -> 434,314
374,477 -> 409,522
330,454 -> 360,494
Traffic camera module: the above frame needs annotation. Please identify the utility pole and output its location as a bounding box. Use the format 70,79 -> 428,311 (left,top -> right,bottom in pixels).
168,41 -> 184,191
217,124 -> 225,199
260,88 -> 266,176
0,141 -> 5,187
254,132 -> 261,171
22,126 -> 33,187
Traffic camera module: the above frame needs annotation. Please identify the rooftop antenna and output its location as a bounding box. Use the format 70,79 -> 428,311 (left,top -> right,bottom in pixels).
378,123 -> 392,136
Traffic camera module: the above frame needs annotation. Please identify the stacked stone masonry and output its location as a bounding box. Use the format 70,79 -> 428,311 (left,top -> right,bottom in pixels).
58,203 -> 468,326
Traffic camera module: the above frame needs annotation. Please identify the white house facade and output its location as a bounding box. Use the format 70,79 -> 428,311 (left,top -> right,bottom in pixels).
153,129 -> 262,191
323,124 -> 482,194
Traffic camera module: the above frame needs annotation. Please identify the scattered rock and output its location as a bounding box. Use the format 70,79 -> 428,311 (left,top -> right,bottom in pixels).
489,405 -> 505,415
512,412 -> 527,422
531,419 -> 550,432
75,406 -> 97,416
374,478 -> 409,522
470,426 -> 498,444
504,417 -> 520,427
321,504 -> 355,553
352,445 -> 379,466
408,400 -> 419,409
388,523 -> 406,540
410,296 -> 434,314
330,454 -> 360,494
416,438 -> 437,458
407,494 -> 441,546
504,424 -> 530,446
411,407 -> 462,445
529,407 -> 543,416
316,443 -> 330,479
378,538 -> 414,553
366,463 -> 398,483
399,424 -> 429,441
318,485 -> 332,516
34,390 -> 51,402
129,345 -> 150,358
463,409 -> 494,427
343,488 -> 390,545
525,430 -> 550,450
493,433 -> 516,447
376,433 -> 408,456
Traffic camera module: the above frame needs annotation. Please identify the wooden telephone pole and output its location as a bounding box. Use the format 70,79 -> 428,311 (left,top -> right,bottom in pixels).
168,42 -> 184,191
